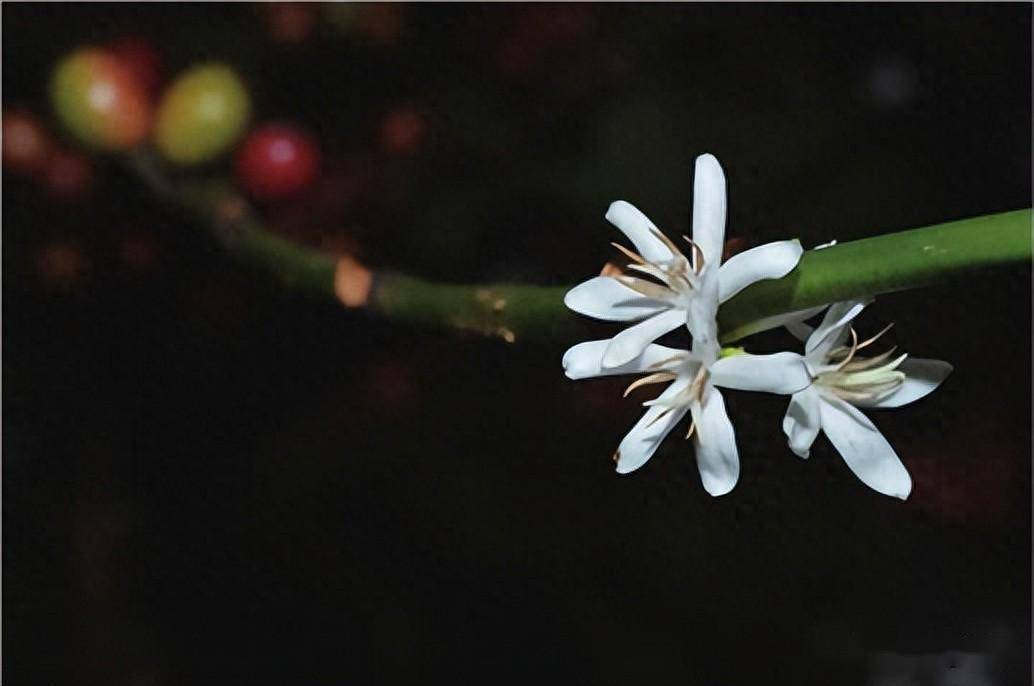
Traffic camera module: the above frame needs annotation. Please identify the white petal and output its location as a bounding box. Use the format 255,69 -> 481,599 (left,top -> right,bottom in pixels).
782,387 -> 822,458
602,308 -> 686,368
720,304 -> 827,342
861,358 -> 953,409
605,201 -> 675,264
710,352 -> 812,394
717,239 -> 804,304
692,385 -> 739,496
783,307 -> 825,341
563,340 -> 686,380
690,153 -> 727,268
615,377 -> 690,474
563,276 -> 669,322
805,299 -> 871,356
819,395 -> 912,499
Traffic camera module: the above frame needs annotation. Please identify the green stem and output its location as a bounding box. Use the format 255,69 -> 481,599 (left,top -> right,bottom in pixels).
369,209 -> 1031,343
371,273 -> 575,342
718,209 -> 1032,341
124,149 -> 1031,345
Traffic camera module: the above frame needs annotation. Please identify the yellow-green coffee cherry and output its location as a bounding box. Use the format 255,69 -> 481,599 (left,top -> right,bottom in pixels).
154,63 -> 250,165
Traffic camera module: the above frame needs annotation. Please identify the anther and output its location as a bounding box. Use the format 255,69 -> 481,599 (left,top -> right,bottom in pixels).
610,242 -> 646,265
857,322 -> 895,350
834,328 -> 860,372
623,372 -> 677,398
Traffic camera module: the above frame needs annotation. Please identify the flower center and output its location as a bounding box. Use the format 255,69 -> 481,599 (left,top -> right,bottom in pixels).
813,323 -> 906,404
611,229 -> 707,305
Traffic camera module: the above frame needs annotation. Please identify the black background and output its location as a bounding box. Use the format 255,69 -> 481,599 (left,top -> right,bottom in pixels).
3,3 -> 1031,684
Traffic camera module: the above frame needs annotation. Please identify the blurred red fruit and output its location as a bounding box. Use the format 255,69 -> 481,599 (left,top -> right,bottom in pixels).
496,5 -> 597,80
2,109 -> 53,175
42,149 -> 95,199
50,47 -> 153,150
118,229 -> 160,273
107,36 -> 165,99
261,3 -> 316,45
235,123 -> 320,200
379,107 -> 426,157
356,3 -> 406,46
37,239 -> 91,290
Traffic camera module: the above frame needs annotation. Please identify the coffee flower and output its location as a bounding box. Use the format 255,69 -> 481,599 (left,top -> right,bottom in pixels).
781,300 -> 953,499
564,154 -> 803,368
563,340 -> 811,496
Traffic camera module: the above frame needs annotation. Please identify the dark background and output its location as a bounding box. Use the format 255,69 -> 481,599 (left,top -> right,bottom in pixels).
3,3 -> 1031,684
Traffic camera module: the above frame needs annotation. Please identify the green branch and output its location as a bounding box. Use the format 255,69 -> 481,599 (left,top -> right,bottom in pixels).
369,209 -> 1031,343
124,149 -> 1030,344
718,209 -> 1032,341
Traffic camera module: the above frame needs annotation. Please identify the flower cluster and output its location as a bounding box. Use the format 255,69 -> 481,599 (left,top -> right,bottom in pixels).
563,154 -> 952,498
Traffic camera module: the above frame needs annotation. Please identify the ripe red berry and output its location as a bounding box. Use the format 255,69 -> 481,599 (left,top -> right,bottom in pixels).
235,123 -> 319,200
260,3 -> 316,45
42,149 -> 95,200
107,36 -> 165,99
50,47 -> 152,151
379,106 -> 426,157
37,238 -> 91,290
2,108 -> 53,175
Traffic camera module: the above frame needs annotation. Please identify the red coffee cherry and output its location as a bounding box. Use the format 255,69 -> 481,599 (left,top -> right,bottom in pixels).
235,123 -> 319,200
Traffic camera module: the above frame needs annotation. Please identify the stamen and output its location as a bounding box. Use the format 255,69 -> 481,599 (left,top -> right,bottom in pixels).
610,242 -> 646,265
834,328 -> 860,372
688,365 -> 710,400
625,262 -> 670,282
672,267 -> 696,291
623,372 -> 677,397
647,353 -> 689,370
840,346 -> 899,372
616,275 -> 674,299
681,236 -> 706,275
857,322 -> 895,350
648,227 -> 685,258
830,388 -> 876,403
644,405 -> 675,428
885,352 -> 909,372
685,420 -> 696,440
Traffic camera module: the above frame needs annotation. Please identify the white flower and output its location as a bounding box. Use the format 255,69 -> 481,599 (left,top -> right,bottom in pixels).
563,340 -> 812,496
781,300 -> 953,499
564,153 -> 804,368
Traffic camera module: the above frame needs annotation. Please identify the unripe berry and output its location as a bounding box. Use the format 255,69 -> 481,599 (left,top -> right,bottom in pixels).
154,63 -> 250,165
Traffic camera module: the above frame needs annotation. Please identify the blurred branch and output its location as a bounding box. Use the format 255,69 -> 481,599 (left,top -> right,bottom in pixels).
124,149 -> 1031,344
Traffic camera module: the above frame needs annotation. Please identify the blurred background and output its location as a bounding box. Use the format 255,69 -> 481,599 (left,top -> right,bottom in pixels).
3,3 -> 1031,684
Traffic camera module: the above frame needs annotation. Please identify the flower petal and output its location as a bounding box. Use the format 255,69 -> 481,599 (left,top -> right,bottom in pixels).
564,276 -> 670,322
605,201 -> 675,264
615,377 -> 691,474
782,387 -> 822,458
721,304 -> 828,342
692,385 -> 739,496
563,340 -> 687,380
783,307 -> 824,341
710,351 -> 812,394
690,153 -> 727,268
861,358 -> 953,409
717,239 -> 803,304
602,308 -> 686,368
805,299 -> 871,356
819,395 -> 912,499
